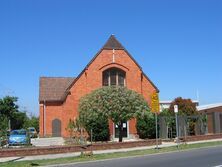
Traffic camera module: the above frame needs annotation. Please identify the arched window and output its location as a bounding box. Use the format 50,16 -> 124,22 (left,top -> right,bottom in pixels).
103,68 -> 126,86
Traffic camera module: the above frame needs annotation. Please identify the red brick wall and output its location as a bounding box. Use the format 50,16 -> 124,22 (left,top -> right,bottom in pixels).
40,49 -> 158,138
0,139 -> 162,157
199,106 -> 222,134
207,113 -> 214,134
39,102 -> 63,137
183,134 -> 222,142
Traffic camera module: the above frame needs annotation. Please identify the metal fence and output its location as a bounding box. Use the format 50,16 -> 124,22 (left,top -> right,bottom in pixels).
159,115 -> 207,139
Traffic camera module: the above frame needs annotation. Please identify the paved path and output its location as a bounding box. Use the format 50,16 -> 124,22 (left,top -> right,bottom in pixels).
0,138 -> 222,163
50,145 -> 222,167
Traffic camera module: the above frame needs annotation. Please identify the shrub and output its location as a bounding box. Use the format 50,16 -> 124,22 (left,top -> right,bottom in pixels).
66,119 -> 89,145
136,112 -> 156,139
83,115 -> 110,142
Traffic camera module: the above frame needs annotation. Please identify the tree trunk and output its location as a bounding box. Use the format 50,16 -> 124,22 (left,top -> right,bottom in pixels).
118,121 -> 123,142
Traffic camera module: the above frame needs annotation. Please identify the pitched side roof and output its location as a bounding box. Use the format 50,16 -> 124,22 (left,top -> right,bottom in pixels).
66,35 -> 159,93
39,77 -> 75,102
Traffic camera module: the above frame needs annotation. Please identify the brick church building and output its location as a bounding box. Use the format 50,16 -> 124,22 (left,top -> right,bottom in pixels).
39,35 -> 159,138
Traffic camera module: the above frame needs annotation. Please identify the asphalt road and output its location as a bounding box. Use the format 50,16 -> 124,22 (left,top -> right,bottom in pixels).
55,146 -> 222,167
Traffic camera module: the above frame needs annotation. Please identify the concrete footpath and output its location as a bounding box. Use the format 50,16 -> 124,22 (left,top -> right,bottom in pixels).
0,138 -> 222,163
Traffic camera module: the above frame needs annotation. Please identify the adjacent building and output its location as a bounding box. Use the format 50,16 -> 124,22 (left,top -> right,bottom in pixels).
197,103 -> 222,134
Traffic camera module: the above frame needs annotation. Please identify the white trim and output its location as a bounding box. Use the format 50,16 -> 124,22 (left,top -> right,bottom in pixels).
43,101 -> 46,137
114,123 -> 117,138
197,103 -> 222,111
112,49 -> 115,63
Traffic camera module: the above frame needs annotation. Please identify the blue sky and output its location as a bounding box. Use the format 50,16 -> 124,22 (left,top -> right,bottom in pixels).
0,0 -> 221,116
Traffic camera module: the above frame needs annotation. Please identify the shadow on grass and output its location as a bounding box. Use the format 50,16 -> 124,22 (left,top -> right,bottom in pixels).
30,162 -> 40,166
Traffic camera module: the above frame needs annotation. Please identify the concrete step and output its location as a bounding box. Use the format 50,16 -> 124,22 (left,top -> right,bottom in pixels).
31,137 -> 65,147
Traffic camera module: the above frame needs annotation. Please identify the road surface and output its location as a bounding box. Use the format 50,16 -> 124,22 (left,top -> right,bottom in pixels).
53,146 -> 222,167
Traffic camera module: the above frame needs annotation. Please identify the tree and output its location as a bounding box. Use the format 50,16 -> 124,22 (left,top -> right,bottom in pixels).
169,97 -> 198,116
79,86 -> 149,142
24,116 -> 39,132
79,93 -> 110,142
0,96 -> 20,133
0,96 -> 33,132
11,111 -> 28,130
0,115 -> 9,137
0,96 -> 19,119
169,97 -> 199,136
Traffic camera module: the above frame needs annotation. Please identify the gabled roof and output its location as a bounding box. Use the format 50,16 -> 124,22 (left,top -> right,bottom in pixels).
102,35 -> 125,50
66,35 -> 159,93
39,77 -> 75,102
39,35 -> 159,102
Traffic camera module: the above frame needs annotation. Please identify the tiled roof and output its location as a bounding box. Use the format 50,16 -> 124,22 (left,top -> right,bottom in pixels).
102,35 -> 125,50
39,77 -> 75,102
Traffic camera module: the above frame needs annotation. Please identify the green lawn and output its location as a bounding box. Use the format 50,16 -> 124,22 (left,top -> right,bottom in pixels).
1,141 -> 222,167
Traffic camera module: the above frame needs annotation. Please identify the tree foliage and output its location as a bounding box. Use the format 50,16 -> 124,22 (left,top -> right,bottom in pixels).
0,96 -> 20,135
24,116 -> 39,132
11,111 -> 28,130
169,97 -> 198,116
78,89 -> 110,142
136,112 -> 156,139
167,97 -> 199,136
0,96 -> 19,119
79,86 -> 149,142
0,115 -> 9,137
0,96 -> 39,137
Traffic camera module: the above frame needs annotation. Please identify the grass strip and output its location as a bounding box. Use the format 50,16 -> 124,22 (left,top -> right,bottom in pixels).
1,141 -> 222,167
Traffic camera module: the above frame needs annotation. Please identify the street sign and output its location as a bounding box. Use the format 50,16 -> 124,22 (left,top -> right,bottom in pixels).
174,105 -> 178,113
151,92 -> 160,113
151,92 -> 160,149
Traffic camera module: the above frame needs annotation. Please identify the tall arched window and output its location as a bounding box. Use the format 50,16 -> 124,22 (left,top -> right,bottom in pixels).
103,68 -> 126,86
